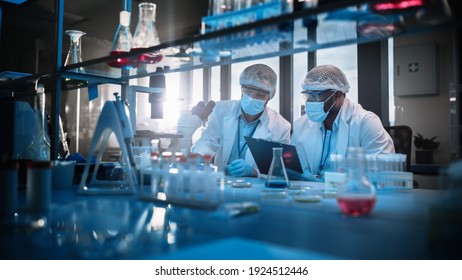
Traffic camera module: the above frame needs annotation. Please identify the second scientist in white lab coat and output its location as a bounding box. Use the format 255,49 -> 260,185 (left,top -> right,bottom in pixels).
291,64 -> 395,181
191,64 -> 291,177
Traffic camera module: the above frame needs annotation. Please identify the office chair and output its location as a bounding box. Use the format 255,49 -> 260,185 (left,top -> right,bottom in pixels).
384,125 -> 413,172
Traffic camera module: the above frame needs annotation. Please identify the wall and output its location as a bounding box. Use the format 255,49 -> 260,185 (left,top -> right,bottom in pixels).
393,26 -> 457,165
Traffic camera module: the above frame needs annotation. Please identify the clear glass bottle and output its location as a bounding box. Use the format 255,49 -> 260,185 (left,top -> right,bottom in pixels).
108,11 -> 133,69
337,147 -> 376,216
64,30 -> 87,88
23,84 -> 50,161
266,147 -> 290,188
132,2 -> 162,65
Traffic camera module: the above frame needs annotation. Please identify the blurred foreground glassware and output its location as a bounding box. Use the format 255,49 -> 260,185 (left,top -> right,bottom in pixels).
266,147 -> 290,188
23,84 -> 50,161
337,147 -> 376,216
108,11 -> 133,69
132,2 -> 162,65
64,30 -> 87,88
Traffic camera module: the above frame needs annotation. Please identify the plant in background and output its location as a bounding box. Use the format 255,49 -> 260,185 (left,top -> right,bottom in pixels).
413,133 -> 440,150
413,133 -> 440,164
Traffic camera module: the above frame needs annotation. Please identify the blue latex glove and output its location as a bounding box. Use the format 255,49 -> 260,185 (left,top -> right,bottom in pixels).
227,159 -> 254,177
286,168 -> 322,182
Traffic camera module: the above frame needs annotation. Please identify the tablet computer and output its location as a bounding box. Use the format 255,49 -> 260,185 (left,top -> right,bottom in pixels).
244,136 -> 303,174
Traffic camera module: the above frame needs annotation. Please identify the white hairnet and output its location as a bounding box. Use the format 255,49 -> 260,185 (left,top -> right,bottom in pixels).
301,64 -> 350,93
239,64 -> 277,99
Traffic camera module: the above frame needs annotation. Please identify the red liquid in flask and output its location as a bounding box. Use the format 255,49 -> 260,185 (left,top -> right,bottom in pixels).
131,48 -> 163,64
337,197 -> 376,216
107,51 -> 134,69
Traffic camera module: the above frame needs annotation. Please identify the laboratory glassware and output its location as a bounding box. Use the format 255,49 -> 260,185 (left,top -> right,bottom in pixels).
108,11 -> 133,69
337,147 -> 376,216
132,2 -> 162,65
23,84 -> 50,161
63,30 -> 87,88
64,30 -> 85,70
266,147 -> 290,188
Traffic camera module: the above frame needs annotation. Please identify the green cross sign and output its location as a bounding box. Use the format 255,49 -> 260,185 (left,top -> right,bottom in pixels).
409,63 -> 418,73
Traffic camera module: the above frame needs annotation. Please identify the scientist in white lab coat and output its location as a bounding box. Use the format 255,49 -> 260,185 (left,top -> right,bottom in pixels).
191,64 -> 291,177
290,64 -> 395,181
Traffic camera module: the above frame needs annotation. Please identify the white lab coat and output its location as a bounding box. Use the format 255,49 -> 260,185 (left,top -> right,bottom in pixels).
291,98 -> 395,175
191,100 -> 291,172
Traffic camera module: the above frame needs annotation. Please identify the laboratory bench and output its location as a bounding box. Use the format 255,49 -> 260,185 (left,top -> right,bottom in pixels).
1,178 -> 460,260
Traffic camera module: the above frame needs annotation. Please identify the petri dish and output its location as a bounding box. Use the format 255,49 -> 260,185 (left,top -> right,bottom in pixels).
261,189 -> 287,199
231,181 -> 252,188
293,194 -> 322,203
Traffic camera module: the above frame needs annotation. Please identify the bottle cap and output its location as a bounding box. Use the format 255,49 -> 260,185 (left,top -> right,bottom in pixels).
120,11 -> 131,27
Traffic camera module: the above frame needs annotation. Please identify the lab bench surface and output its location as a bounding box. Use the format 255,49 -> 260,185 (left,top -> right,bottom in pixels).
0,179 -> 460,260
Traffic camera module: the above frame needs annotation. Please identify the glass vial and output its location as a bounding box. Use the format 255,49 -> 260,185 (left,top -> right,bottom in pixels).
108,11 -> 133,69
337,147 -> 376,216
23,84 -> 50,161
266,147 -> 290,188
132,2 -> 162,65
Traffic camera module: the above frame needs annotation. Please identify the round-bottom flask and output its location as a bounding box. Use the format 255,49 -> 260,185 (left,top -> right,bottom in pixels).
337,147 -> 376,216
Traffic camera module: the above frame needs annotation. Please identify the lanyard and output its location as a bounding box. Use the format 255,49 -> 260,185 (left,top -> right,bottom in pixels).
237,117 -> 259,158
318,129 -> 332,176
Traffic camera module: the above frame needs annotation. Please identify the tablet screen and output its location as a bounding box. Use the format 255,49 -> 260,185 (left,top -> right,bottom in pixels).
245,136 -> 303,174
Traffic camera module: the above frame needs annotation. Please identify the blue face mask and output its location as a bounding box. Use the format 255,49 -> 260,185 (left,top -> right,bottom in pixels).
305,91 -> 337,122
241,93 -> 266,116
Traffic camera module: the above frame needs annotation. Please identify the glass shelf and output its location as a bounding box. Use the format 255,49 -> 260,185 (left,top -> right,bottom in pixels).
52,0 -> 457,85
0,0 -> 457,89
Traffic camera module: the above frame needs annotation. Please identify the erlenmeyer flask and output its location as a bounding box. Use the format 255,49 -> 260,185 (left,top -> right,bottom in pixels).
64,30 -> 85,70
266,147 -> 290,188
64,30 -> 87,88
131,2 -> 162,65
108,11 -> 133,69
337,147 -> 376,216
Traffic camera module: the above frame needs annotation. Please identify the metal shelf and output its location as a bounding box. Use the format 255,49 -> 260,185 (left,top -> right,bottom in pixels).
1,0 -> 458,160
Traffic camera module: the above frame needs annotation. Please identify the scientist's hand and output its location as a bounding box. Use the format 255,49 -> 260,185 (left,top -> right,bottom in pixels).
286,168 -> 322,182
227,159 -> 255,177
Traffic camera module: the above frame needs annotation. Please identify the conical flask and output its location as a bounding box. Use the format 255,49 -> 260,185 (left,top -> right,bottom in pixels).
131,2 -> 162,64
266,147 -> 290,188
64,30 -> 85,70
337,147 -> 376,216
108,11 -> 133,69
23,84 -> 51,160
64,30 -> 87,88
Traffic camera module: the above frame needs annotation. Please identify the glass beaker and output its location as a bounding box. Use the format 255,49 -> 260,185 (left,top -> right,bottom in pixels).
265,147 -> 290,188
64,30 -> 87,88
108,11 -> 133,69
132,2 -> 162,65
337,147 -> 376,216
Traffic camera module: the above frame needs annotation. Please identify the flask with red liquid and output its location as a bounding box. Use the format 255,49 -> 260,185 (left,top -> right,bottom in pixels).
337,147 -> 376,216
131,2 -> 162,65
108,11 -> 133,69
